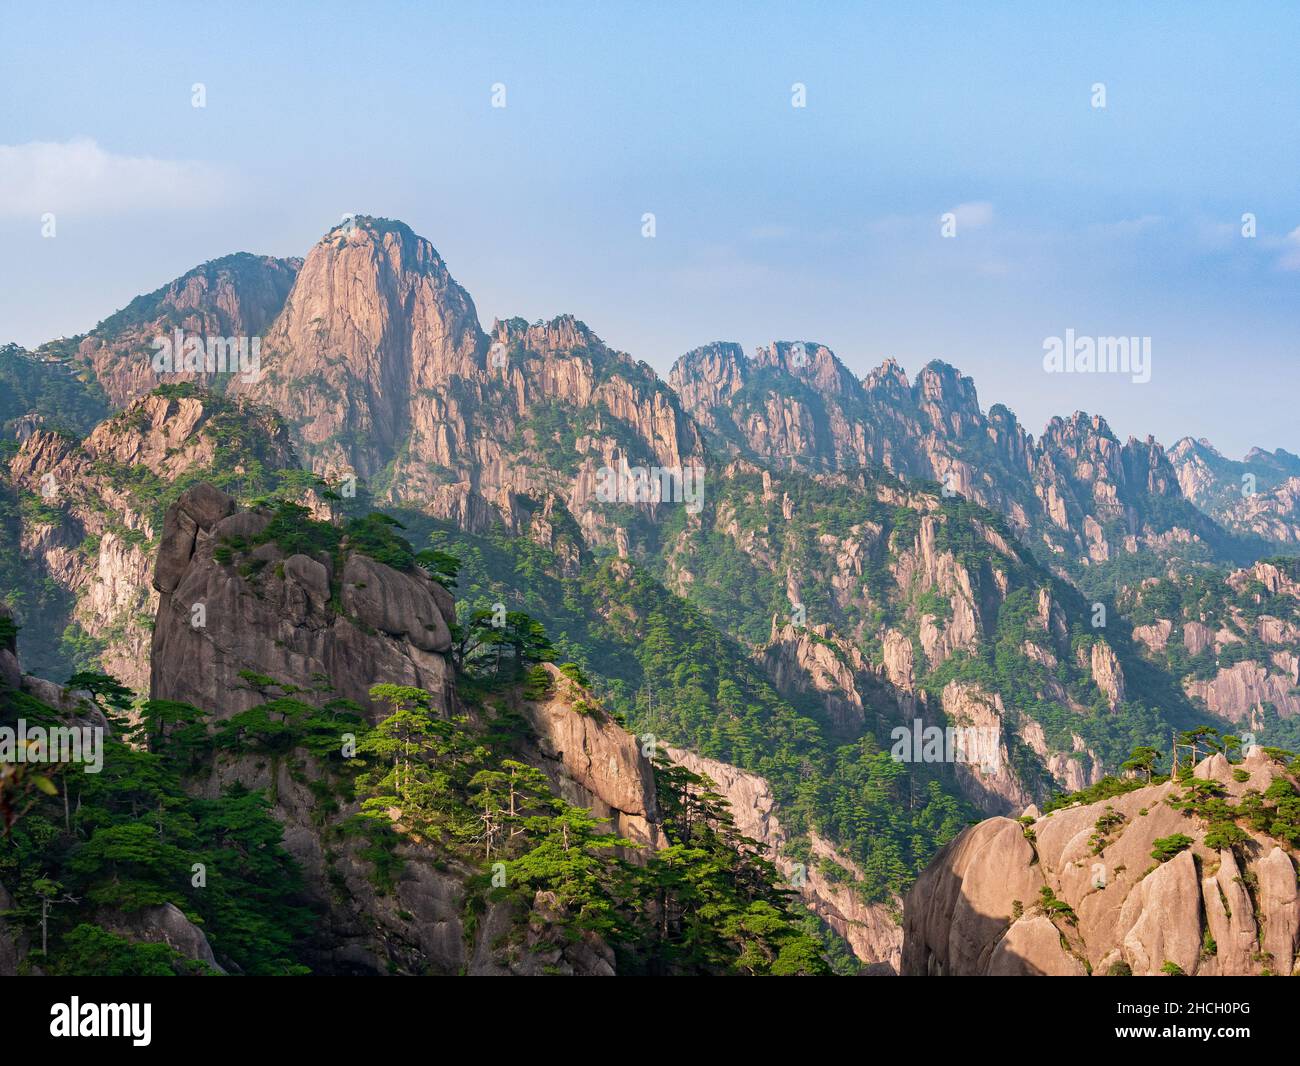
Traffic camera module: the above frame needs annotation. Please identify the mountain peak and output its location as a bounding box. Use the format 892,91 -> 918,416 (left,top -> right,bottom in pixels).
912,359 -> 983,432
310,215 -> 460,283
230,217 -> 484,474
489,314 -> 613,363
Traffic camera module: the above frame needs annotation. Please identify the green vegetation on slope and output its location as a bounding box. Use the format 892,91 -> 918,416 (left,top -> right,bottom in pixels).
391,508 -> 972,903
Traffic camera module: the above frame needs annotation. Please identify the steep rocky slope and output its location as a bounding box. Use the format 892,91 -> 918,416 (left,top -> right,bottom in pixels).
657,459 -> 1206,815
1124,558 -> 1300,749
667,745 -> 903,971
670,342 -> 1248,594
150,486 -> 655,973
52,253 -> 301,409
231,217 -> 705,548
151,482 -> 456,720
4,487 -> 831,976
2,388 -> 298,689
1170,436 -> 1300,546
903,748 -> 1300,976
6,213 -> 1293,977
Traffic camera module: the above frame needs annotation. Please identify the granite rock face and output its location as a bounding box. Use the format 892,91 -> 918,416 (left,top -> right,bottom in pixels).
74,253 -> 300,409
146,485 -> 657,974
669,342 -> 1215,573
5,391 -> 295,690
151,483 -> 455,721
902,748 -> 1300,975
521,663 -> 659,849
666,746 -> 904,972
97,904 -> 225,973
1170,436 -> 1300,546
232,218 -> 706,549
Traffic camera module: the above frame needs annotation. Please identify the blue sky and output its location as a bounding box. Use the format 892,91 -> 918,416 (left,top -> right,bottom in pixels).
2,1 -> 1298,456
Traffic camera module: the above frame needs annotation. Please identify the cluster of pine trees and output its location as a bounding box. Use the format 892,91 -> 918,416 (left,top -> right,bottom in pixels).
0,558 -> 831,974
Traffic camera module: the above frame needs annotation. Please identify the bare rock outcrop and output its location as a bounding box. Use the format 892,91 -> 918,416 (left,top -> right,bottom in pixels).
97,904 -> 225,973
232,218 -> 705,548
521,663 -> 659,849
666,746 -> 903,972
670,343 -> 1211,577
1085,640 -> 1126,708
761,621 -> 869,731
1185,659 -> 1300,722
1132,619 -> 1172,655
73,253 -> 300,409
147,485 -> 656,974
903,748 -> 1300,975
151,484 -> 455,720
5,391 -> 296,691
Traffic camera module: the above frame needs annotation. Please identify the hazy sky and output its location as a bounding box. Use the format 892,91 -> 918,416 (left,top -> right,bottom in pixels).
2,1 -> 1298,456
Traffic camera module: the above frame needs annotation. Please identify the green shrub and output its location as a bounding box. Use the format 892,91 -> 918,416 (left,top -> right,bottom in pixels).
1150,833 -> 1194,863
522,665 -> 554,701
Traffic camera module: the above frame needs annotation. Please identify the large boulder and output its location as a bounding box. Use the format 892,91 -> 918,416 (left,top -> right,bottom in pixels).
902,748 -> 1300,975
150,484 -> 455,720
97,903 -> 225,973
340,554 -> 452,653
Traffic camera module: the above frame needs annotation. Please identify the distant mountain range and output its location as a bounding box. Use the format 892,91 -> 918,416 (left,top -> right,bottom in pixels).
5,215 -> 1300,975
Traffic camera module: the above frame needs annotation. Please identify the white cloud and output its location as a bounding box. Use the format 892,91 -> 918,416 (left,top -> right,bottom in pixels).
0,138 -> 229,217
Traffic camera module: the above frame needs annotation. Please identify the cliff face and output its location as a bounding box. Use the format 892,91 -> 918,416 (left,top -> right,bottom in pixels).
72,253 -> 300,409
1126,558 -> 1300,730
1170,437 -> 1300,546
230,218 -> 485,483
665,746 -> 903,972
761,621 -> 874,733
4,391 -> 297,690
150,483 -> 457,720
666,462 -> 1126,815
902,748 -> 1300,976
232,218 -> 705,548
517,662 -> 659,850
148,485 -> 660,973
11,213 -> 1296,977
669,344 -> 1234,589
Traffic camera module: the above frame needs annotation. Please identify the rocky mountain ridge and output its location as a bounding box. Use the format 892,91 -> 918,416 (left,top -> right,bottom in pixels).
670,341 -> 1248,595
5,213 -> 1298,977
61,253 -> 300,409
4,389 -> 298,688
1170,436 -> 1300,547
